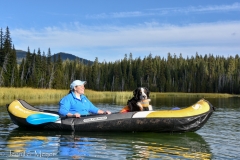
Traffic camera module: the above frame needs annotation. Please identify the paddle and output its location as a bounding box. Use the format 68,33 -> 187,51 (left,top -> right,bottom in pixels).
26,113 -> 93,125
26,113 -> 60,125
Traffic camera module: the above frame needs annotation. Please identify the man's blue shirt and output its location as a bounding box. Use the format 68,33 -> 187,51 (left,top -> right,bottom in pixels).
58,92 -> 99,116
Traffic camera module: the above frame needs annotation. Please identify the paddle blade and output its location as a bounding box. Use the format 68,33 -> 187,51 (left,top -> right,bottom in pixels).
26,113 -> 59,125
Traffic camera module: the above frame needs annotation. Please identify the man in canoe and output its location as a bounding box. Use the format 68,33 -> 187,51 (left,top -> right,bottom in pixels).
58,80 -> 111,118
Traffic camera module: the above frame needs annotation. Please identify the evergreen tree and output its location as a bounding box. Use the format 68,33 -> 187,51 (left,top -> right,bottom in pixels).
52,54 -> 63,89
24,47 -> 33,86
127,53 -> 135,90
2,27 -> 13,86
40,51 -> 47,88
10,45 -> 18,87
86,62 -> 92,89
0,28 -> 4,67
35,48 -> 42,87
134,57 -> 143,87
120,54 -> 128,91
46,48 -> 54,88
227,56 -> 236,93
157,58 -> 166,92
91,57 -> 100,90
29,50 -> 36,87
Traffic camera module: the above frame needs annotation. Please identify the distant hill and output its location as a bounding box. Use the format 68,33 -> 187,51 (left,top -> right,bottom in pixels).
16,50 -> 93,65
16,50 -> 28,64
52,52 -> 93,65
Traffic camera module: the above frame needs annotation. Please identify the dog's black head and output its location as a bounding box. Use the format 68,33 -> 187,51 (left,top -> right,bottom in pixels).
133,87 -> 150,100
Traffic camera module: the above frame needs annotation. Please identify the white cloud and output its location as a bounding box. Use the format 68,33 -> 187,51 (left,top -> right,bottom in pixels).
86,3 -> 240,19
86,11 -> 147,19
192,2 -> 240,12
150,3 -> 240,15
162,2 -> 240,14
11,21 -> 240,62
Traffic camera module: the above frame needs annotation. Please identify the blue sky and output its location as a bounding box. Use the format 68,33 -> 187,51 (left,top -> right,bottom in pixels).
1,0 -> 240,62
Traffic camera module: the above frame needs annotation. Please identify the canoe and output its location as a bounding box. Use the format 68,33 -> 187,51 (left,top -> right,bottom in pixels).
6,99 -> 214,132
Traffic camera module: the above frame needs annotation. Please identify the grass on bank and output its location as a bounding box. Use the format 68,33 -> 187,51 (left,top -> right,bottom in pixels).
0,87 -> 238,101
0,87 -> 69,100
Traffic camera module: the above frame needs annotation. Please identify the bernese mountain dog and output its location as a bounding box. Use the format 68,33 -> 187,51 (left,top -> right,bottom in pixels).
121,87 -> 153,112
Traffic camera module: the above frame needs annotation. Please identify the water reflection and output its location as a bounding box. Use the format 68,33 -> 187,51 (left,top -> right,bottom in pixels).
3,129 -> 211,159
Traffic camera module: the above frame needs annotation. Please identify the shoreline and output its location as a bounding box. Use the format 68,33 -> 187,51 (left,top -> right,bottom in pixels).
0,87 -> 239,105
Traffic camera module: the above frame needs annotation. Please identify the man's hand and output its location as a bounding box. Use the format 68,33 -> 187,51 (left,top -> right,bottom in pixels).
105,110 -> 111,114
67,113 -> 81,118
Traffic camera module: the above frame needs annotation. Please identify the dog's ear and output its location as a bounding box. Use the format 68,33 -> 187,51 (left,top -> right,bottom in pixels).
133,88 -> 138,98
144,87 -> 150,98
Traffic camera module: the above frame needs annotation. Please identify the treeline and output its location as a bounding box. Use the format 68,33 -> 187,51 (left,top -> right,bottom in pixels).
1,27 -> 240,94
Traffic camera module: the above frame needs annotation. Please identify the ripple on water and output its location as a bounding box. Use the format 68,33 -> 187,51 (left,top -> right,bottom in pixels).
197,107 -> 240,160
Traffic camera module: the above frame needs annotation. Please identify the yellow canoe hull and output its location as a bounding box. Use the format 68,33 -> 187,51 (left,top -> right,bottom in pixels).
132,99 -> 212,118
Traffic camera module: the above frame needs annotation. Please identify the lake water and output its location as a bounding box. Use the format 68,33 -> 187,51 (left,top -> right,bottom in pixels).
0,97 -> 240,159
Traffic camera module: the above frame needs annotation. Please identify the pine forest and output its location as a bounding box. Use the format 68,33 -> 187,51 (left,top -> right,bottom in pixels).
1,27 -> 240,94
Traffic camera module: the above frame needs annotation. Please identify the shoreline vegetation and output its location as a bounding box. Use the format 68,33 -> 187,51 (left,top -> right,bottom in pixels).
0,87 -> 239,105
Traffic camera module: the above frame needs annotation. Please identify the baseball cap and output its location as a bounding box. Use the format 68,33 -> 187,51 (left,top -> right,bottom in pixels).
70,80 -> 87,89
